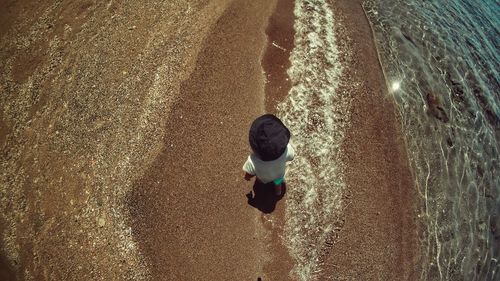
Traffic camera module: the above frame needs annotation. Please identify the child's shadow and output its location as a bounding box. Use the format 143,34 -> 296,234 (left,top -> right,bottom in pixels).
246,181 -> 286,214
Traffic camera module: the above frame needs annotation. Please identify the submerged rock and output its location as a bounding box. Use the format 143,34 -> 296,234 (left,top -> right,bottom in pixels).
426,93 -> 449,123
490,216 -> 500,240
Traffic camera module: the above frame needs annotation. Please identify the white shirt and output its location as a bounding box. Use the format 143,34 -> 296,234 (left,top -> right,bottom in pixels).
243,143 -> 295,184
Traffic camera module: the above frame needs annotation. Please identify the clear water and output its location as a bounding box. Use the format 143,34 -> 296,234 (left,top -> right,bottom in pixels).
363,0 -> 500,280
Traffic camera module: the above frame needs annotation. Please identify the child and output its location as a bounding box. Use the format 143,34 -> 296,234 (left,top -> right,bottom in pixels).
243,114 -> 295,196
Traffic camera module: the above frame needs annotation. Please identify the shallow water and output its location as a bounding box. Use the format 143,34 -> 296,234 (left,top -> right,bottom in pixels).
364,0 -> 500,280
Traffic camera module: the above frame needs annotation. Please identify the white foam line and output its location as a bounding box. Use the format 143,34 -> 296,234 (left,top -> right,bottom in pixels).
277,0 -> 350,280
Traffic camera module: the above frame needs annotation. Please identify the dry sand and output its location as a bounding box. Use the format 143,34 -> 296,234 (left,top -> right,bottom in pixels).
0,0 -> 238,280
127,0 -> 276,280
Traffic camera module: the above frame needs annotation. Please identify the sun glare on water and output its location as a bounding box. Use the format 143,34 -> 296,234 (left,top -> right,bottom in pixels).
391,81 -> 401,92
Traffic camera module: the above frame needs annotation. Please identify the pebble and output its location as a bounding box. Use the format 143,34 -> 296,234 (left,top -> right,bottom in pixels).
491,217 -> 500,238
98,217 -> 106,227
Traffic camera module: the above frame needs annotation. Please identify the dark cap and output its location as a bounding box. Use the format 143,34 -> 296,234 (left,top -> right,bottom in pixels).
249,114 -> 290,161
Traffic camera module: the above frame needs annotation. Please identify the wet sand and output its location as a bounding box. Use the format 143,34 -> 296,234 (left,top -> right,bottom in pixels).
260,0 -> 296,280
317,1 -> 419,280
260,1 -> 419,279
262,0 -> 295,113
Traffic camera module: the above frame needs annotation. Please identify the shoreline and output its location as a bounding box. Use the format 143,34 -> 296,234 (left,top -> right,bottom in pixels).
260,0 -> 296,279
317,1 -> 419,279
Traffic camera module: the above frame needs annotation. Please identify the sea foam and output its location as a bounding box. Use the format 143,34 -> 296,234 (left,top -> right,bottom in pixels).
277,0 -> 350,280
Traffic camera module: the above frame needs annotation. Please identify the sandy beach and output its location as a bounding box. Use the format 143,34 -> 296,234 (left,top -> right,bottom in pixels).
128,0 -> 276,279
0,0 -> 418,280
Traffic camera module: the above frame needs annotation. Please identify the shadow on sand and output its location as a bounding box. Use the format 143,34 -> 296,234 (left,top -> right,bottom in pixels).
0,252 -> 16,281
246,180 -> 286,214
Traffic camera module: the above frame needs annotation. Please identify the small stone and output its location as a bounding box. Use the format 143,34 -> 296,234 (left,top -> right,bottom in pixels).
491,216 -> 500,239
98,217 -> 106,227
